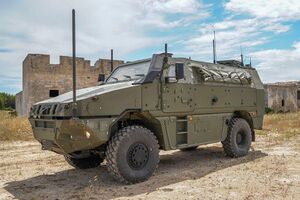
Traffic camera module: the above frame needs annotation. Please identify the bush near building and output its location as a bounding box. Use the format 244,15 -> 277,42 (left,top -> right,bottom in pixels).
0,92 -> 15,110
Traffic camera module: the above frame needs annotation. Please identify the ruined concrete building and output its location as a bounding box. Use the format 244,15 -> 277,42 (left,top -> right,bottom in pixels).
264,81 -> 300,112
16,54 -> 123,116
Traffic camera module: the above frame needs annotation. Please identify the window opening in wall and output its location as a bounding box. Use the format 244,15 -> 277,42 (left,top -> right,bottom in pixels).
49,90 -> 59,97
281,99 -> 285,107
297,90 -> 300,100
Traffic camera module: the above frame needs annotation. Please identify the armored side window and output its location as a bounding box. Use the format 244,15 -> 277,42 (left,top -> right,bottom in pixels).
166,65 -> 182,83
168,65 -> 175,77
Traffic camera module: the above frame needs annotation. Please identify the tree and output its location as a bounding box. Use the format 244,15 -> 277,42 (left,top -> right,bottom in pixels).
0,98 -> 3,110
0,92 -> 15,110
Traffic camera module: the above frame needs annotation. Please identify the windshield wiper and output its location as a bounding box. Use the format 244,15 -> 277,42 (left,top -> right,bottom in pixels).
110,77 -> 119,82
135,74 -> 145,77
123,75 -> 132,80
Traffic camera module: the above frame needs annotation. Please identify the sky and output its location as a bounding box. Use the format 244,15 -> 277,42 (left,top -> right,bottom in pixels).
0,0 -> 300,94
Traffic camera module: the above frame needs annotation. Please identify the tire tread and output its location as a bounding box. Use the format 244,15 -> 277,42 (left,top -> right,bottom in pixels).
222,118 -> 251,158
106,125 -> 159,184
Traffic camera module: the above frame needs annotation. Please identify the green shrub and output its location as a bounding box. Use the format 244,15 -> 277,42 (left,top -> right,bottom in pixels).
265,107 -> 273,114
0,92 -> 15,110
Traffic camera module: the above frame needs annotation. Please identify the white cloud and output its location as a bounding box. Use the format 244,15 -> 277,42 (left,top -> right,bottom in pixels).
0,0 -> 209,93
250,41 -> 300,83
1,0 -> 299,92
177,0 -> 299,80
210,18 -> 290,34
179,18 -> 276,61
221,0 -> 300,82
225,0 -> 300,20
148,0 -> 203,14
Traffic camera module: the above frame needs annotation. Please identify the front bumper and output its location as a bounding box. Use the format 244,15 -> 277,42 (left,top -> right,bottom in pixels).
29,117 -> 115,154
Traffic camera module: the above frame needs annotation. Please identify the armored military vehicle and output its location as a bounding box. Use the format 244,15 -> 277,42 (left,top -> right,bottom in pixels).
29,52 -> 264,184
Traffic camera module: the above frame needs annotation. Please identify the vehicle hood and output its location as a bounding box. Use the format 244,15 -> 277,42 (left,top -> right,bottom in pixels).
36,81 -> 137,104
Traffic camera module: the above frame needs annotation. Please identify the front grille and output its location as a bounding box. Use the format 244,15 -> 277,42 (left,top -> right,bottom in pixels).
40,104 -> 52,115
35,120 -> 55,128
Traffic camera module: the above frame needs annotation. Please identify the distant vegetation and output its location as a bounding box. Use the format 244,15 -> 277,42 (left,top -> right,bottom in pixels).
0,92 -> 15,110
265,107 -> 274,114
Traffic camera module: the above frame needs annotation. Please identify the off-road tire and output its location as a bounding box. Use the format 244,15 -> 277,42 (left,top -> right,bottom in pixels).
64,153 -> 104,169
222,118 -> 252,157
106,125 -> 159,184
180,146 -> 198,151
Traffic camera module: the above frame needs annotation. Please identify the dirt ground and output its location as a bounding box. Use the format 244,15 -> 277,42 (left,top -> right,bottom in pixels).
0,135 -> 299,200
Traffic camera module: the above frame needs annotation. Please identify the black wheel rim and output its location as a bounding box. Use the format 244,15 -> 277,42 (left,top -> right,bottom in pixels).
127,143 -> 149,170
236,130 -> 246,148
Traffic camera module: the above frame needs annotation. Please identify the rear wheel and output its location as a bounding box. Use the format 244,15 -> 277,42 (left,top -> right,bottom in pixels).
64,153 -> 104,169
222,118 -> 252,157
106,125 -> 159,184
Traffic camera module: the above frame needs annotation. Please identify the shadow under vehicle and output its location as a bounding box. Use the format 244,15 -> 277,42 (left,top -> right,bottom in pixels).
4,146 -> 267,199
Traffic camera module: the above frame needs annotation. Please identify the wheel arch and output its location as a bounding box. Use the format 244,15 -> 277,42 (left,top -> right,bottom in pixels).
108,110 -> 165,149
233,110 -> 255,141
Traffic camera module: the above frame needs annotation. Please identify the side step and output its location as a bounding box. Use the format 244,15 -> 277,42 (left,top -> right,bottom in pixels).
176,116 -> 188,145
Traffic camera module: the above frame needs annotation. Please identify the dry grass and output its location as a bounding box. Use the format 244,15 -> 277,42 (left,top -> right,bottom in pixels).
0,111 -> 299,142
0,111 -> 33,141
257,112 -> 300,141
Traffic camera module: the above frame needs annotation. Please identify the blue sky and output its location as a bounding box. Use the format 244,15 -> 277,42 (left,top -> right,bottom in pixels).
0,0 -> 300,94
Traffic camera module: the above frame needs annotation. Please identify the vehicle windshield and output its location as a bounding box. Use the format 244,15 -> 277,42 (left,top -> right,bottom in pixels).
106,61 -> 151,83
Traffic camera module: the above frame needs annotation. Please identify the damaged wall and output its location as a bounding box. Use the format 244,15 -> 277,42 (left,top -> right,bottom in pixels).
264,82 -> 300,113
16,54 -> 123,116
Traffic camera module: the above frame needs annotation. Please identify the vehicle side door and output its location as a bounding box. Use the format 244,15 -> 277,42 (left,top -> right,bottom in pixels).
161,64 -> 194,113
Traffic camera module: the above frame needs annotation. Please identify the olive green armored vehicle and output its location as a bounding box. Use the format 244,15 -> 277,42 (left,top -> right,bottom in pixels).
29,53 -> 264,184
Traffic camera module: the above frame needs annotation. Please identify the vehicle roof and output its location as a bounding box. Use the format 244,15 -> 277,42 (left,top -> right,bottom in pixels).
171,57 -> 256,71
119,58 -> 152,67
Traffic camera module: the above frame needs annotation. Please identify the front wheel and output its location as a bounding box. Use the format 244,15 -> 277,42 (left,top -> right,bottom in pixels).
222,118 -> 252,157
106,126 -> 159,184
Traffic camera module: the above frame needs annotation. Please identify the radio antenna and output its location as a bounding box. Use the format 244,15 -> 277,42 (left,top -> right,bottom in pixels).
165,43 -> 168,55
110,49 -> 114,72
163,43 -> 168,64
213,30 -> 217,64
72,9 -> 77,117
240,47 -> 244,67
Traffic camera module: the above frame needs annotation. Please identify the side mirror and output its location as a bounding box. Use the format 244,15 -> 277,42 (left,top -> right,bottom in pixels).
175,63 -> 184,80
98,73 -> 105,82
